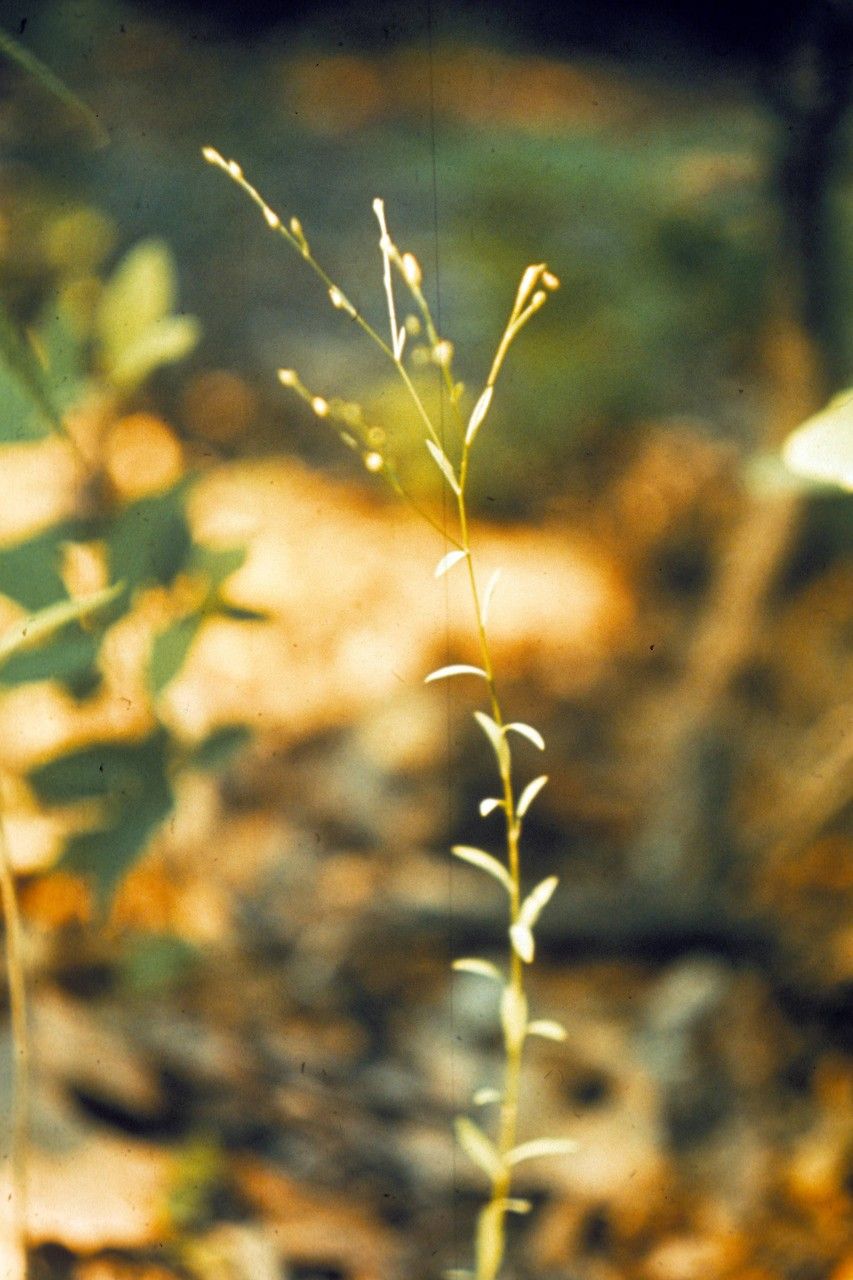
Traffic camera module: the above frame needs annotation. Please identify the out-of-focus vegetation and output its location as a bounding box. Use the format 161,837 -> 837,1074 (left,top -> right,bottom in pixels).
0,3 -> 850,1280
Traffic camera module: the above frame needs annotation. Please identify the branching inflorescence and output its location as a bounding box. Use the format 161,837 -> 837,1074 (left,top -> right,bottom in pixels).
203,146 -> 576,1280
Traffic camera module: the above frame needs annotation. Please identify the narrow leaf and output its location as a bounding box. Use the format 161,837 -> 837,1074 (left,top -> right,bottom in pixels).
506,1137 -> 579,1166
504,1199 -> 533,1214
455,1116 -> 504,1182
479,797 -> 503,818
473,1087 -> 502,1106
465,385 -> 493,447
435,549 -> 468,579
453,957 -> 503,981
425,439 -> 461,494
527,1019 -> 567,1042
452,845 -> 511,892
481,569 -> 501,629
509,922 -> 535,964
516,774 -> 548,818
473,711 -> 509,772
424,664 -> 488,684
505,722 -> 545,751
519,875 -> 559,930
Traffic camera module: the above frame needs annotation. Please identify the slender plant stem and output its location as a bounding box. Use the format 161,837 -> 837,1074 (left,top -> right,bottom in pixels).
455,454 -> 525,1280
205,153 -> 560,1278
0,810 -> 28,1280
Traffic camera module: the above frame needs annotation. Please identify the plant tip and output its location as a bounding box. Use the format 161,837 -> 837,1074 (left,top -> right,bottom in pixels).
311,396 -> 330,417
364,451 -> 384,473
277,368 -> 297,386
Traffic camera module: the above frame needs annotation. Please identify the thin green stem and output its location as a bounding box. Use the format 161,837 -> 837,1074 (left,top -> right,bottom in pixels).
453,465 -> 526,1280
0,810 -> 28,1280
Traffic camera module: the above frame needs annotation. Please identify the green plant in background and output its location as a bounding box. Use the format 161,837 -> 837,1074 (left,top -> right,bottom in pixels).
204,145 -> 578,1280
0,238 -> 258,902
0,229 -> 259,1280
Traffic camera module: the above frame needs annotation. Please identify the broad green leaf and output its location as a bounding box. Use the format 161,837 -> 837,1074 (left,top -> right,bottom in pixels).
455,1116 -> 503,1182
36,302 -> 87,412
505,721 -> 545,751
149,613 -> 204,695
0,582 -> 120,668
187,725 -> 251,772
188,544 -> 246,590
0,624 -> 98,692
106,480 -> 194,593
29,730 -> 174,907
96,240 -> 200,393
61,774 -> 173,907
29,733 -> 167,804
0,519 -> 90,611
97,240 -> 176,366
0,298 -> 63,441
105,315 -> 201,393
451,845 -> 511,892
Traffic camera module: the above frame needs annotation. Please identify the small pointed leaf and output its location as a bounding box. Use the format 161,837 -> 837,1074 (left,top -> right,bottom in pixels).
453,957 -> 503,981
425,439 -> 461,494
481,569 -> 502,629
435,549 -> 468,579
509,922 -> 535,964
455,1116 -> 504,1182
465,385 -> 493,447
479,797 -> 503,818
516,774 -> 548,818
505,722 -> 545,751
519,875 -> 559,931
527,1019 -> 567,1042
473,1087 -> 502,1106
473,711 -> 509,772
424,663 -> 488,684
451,845 -> 511,892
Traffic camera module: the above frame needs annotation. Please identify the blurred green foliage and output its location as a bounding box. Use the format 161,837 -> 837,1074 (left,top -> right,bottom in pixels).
0,231 -> 257,904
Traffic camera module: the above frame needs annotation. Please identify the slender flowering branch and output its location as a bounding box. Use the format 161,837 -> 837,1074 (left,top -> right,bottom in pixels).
204,148 -> 572,1280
